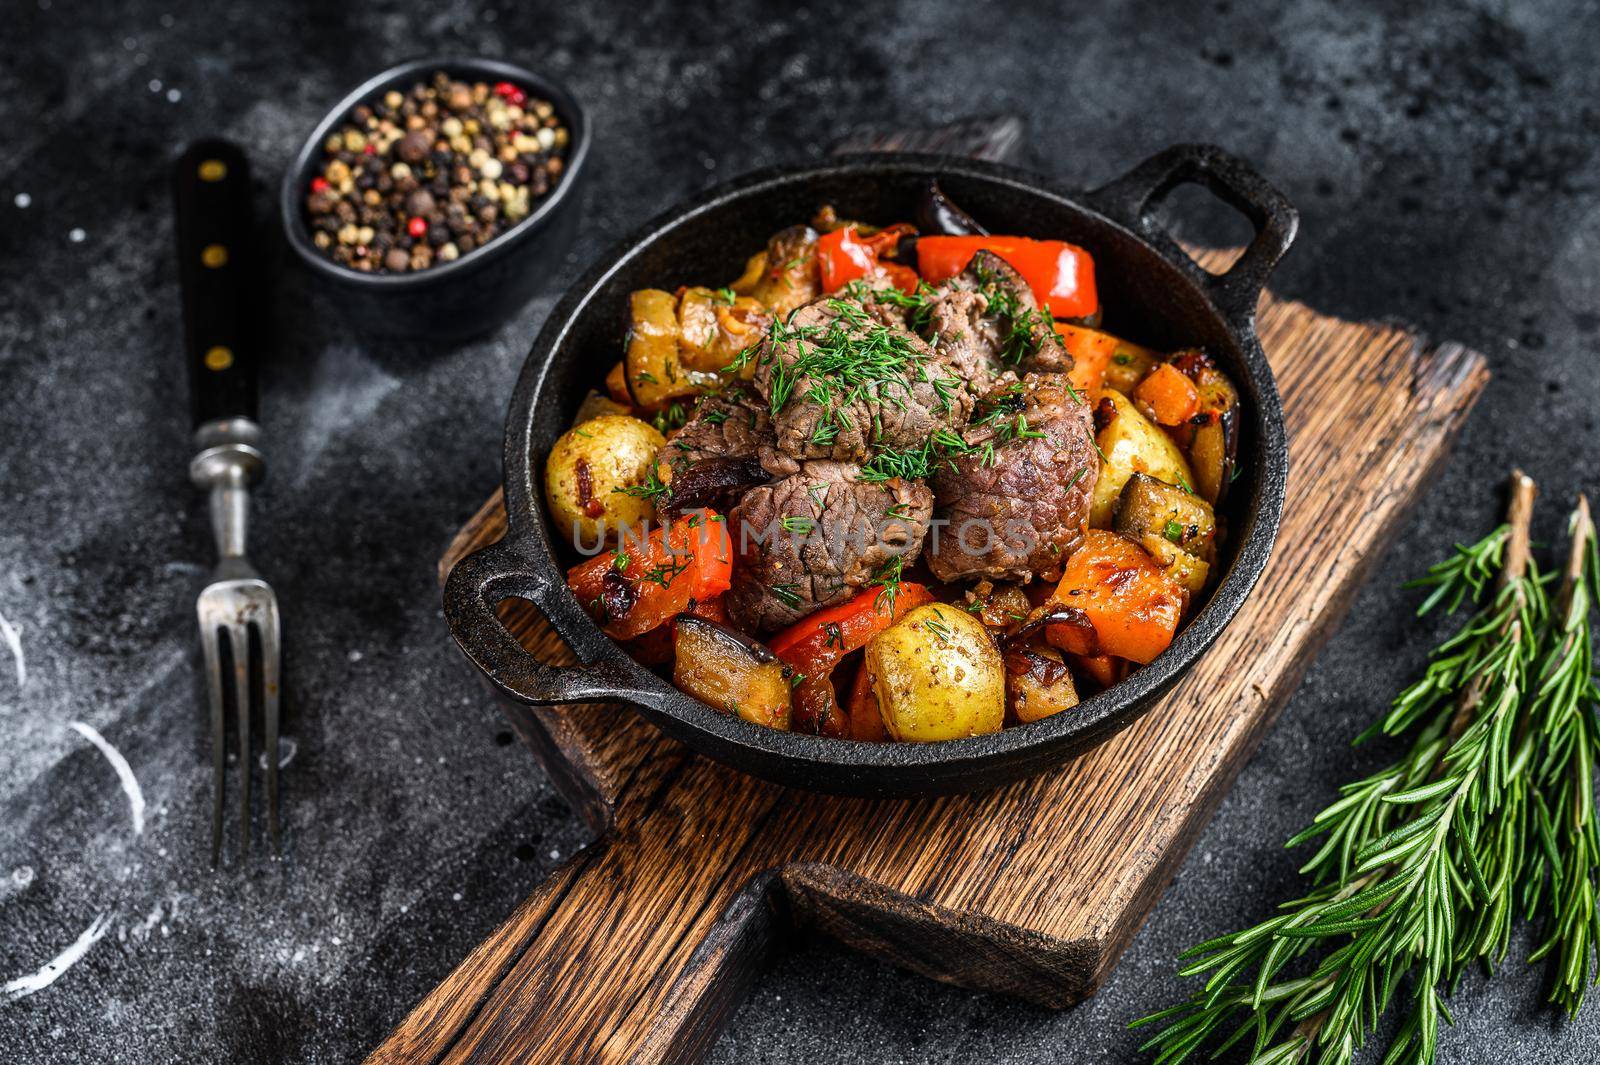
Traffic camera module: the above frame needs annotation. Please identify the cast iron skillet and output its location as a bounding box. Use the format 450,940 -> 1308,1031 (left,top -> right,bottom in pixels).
443,145 -> 1296,796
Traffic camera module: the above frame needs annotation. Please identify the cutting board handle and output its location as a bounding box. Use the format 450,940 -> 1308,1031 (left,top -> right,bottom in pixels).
369,754 -> 784,1064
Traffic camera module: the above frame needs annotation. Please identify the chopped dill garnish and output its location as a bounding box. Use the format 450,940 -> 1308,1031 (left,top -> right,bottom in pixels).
869,555 -> 905,613
615,464 -> 670,506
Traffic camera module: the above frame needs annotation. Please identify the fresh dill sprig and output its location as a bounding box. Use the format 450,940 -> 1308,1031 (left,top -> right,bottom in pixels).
870,555 -> 905,613
614,463 -> 670,508
1134,472 -> 1600,1065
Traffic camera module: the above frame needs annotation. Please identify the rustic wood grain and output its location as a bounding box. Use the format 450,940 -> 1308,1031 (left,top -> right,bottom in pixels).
374,261 -> 1488,1064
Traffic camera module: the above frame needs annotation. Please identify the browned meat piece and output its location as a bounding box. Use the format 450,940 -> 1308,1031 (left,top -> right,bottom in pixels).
725,461 -> 933,632
928,250 -> 1073,374
921,287 -> 1006,382
926,372 -> 1097,583
655,386 -> 773,516
751,296 -> 973,466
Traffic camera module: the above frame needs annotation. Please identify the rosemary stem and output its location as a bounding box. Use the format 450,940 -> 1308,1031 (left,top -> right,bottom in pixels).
1446,469 -> 1538,741
1558,495 -> 1592,616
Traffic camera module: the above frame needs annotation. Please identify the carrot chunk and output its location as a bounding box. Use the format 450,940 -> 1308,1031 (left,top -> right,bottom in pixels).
1046,530 -> 1184,665
1134,362 -> 1202,426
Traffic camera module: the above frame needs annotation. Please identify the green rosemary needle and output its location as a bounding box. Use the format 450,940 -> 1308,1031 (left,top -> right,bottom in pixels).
1134,472 -> 1600,1065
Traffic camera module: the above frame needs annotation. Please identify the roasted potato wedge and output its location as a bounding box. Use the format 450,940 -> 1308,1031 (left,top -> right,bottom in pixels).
543,414 -> 665,547
1004,644 -> 1079,724
729,251 -> 767,295
677,286 -> 773,375
573,389 -> 632,427
1114,473 -> 1217,563
1189,364 -> 1240,506
864,604 -> 1005,742
1090,389 -> 1196,527
625,289 -> 712,411
674,617 -> 792,730
1167,350 -> 1240,505
1137,532 -> 1211,598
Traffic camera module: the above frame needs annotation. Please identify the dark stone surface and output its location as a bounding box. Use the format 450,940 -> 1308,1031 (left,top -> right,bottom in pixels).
1,1 -> 1597,1061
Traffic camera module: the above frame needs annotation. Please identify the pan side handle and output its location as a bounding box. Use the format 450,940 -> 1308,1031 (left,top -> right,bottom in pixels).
1087,143 -> 1298,333
442,538 -> 663,708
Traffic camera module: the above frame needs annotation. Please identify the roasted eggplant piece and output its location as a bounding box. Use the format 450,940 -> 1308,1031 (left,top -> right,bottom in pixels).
1114,473 -> 1217,563
605,360 -> 631,405
659,455 -> 768,518
916,179 -> 988,237
1136,532 -> 1211,598
961,579 -> 1033,632
673,616 -> 793,730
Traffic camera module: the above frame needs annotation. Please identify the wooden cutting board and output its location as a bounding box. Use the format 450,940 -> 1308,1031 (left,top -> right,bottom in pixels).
370,254 -> 1488,1064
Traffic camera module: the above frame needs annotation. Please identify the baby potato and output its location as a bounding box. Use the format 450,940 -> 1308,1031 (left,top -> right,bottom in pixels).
544,414 -> 666,547
865,604 -> 1005,742
1090,389 -> 1196,527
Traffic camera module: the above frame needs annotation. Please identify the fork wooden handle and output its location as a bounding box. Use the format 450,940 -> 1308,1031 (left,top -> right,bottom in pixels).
174,139 -> 260,429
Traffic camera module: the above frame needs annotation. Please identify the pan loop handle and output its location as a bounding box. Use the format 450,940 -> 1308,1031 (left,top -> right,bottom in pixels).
1087,143 -> 1298,332
442,538 -> 658,707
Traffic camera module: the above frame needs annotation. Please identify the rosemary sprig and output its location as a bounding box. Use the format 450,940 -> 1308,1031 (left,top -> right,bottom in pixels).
1524,497 -> 1600,1016
1134,472 -> 1600,1065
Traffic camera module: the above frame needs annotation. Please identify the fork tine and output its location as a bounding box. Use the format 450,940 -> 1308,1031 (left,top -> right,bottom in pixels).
199,619 -> 227,867
225,620 -> 252,855
259,604 -> 282,853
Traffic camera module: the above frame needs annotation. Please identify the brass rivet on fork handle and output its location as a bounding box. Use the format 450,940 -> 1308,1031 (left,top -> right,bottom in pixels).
174,139 -> 284,865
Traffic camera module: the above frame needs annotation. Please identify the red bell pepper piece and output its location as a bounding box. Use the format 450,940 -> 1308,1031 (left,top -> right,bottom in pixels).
915,235 -> 1098,319
769,583 -> 934,735
816,225 -> 919,294
566,514 -> 733,640
817,226 -> 877,292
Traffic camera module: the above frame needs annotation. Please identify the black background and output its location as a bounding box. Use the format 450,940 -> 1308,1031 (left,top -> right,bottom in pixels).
2,1 -> 1598,1061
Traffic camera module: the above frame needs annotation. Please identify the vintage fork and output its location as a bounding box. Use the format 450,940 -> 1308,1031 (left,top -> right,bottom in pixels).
174,140 -> 283,863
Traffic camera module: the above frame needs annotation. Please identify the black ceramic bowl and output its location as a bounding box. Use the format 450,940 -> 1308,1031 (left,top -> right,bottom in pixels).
444,145 -> 1296,796
279,56 -> 590,342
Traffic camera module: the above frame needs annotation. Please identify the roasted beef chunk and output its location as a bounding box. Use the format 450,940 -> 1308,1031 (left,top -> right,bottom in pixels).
726,461 -> 933,632
928,250 -> 1073,374
656,387 -> 774,515
927,372 -> 1098,583
752,295 -> 974,466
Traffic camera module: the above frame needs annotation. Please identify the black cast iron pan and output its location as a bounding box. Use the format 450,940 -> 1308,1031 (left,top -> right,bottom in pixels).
443,145 -> 1296,796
